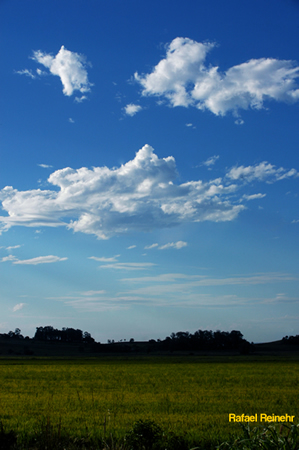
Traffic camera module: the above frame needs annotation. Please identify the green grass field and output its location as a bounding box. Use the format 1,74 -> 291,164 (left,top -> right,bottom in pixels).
0,355 -> 298,448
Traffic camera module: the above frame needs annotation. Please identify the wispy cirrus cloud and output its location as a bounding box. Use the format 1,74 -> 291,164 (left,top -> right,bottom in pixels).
89,255 -> 120,262
242,193 -> 266,201
38,164 -> 53,169
56,272 -> 298,313
159,241 -> 187,250
133,37 -> 299,119
1,255 -> 67,265
0,145 -> 297,239
15,69 -> 36,79
120,272 -> 297,299
13,303 -> 25,312
202,155 -> 220,168
145,241 -> 187,250
99,262 -> 155,271
227,162 -> 298,182
5,245 -> 21,251
81,290 -> 106,296
88,254 -> 155,271
144,243 -> 159,249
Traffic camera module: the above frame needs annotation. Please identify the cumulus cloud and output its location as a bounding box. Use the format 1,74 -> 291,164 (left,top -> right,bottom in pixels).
134,37 -> 299,118
31,46 -> 92,98
0,145 -> 296,239
124,103 -> 143,116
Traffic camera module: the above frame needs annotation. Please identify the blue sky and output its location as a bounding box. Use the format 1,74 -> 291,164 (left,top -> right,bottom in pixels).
0,0 -> 299,343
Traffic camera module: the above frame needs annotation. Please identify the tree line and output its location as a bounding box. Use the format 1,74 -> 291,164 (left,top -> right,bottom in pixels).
1,326 -> 255,353
0,326 -> 94,344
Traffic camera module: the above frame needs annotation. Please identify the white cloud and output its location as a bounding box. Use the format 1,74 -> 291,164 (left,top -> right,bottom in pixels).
144,243 -> 159,249
227,162 -> 298,182
89,255 -> 120,262
124,103 -> 143,116
242,193 -> 266,201
159,241 -> 187,250
6,245 -> 21,250
13,303 -> 25,312
75,95 -> 88,103
13,255 -> 67,265
121,273 -> 204,283
36,68 -> 47,76
134,37 -> 299,118
135,38 -> 214,107
0,145 -> 296,239
99,262 -> 155,271
38,164 -> 53,169
127,245 -> 136,249
276,168 -> 298,181
1,255 -> 17,263
81,290 -> 106,296
202,155 -> 220,167
15,69 -> 36,79
145,241 -> 187,250
32,46 -> 92,98
121,272 -> 297,298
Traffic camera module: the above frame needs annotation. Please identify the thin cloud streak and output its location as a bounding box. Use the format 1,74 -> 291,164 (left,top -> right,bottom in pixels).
13,303 -> 25,312
98,262 -> 156,271
13,255 -> 67,265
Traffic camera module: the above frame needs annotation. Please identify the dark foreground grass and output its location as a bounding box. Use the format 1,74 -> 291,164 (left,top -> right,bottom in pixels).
0,355 -> 298,448
1,418 -> 299,449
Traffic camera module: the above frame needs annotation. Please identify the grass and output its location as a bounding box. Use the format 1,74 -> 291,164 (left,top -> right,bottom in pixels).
0,355 -> 298,448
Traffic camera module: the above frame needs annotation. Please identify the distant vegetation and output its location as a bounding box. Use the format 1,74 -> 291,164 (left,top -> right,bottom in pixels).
0,326 -> 253,355
0,326 -> 94,344
282,335 -> 299,345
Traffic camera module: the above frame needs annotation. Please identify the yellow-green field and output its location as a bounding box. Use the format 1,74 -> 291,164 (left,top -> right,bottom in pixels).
0,355 -> 298,448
